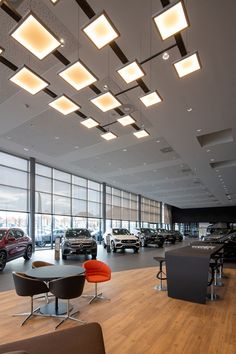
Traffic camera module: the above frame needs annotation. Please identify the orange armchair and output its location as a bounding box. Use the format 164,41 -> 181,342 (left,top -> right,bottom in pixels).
83,260 -> 111,304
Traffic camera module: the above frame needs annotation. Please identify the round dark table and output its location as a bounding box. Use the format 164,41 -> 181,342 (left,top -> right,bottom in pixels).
26,265 -> 85,316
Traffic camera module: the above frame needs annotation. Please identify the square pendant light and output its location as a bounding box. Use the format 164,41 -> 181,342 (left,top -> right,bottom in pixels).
101,132 -> 117,141
49,95 -> 80,115
133,129 -> 150,139
0,47 -> 4,55
117,60 -> 145,84
117,115 -> 136,126
10,12 -> 61,60
82,11 -> 119,49
153,1 -> 189,40
140,90 -> 162,107
173,52 -> 201,78
81,117 -> 99,129
50,0 -> 60,4
90,92 -> 122,112
9,66 -> 49,95
58,60 -> 97,91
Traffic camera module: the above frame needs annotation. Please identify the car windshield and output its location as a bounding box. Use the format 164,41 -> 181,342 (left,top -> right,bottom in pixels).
0,229 -> 7,240
141,228 -> 155,234
65,229 -> 91,238
113,228 -> 130,235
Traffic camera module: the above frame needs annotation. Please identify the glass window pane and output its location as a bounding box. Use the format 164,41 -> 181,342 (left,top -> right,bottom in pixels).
72,185 -> 87,200
35,192 -> 51,214
112,206 -> 121,219
35,214 -> 52,245
106,186 -> 112,193
72,175 -> 87,187
0,165 -> 28,188
73,217 -> 87,228
88,202 -> 101,217
0,152 -> 28,171
53,196 -> 70,215
53,169 -> 70,182
0,185 -> 28,212
88,189 -> 100,203
106,194 -> 112,204
36,164 -> 52,177
0,211 -> 28,233
36,176 -> 51,193
72,199 -> 87,216
113,188 -> 121,197
113,196 -> 121,207
122,198 -> 130,208
54,180 -> 70,197
88,180 -> 100,191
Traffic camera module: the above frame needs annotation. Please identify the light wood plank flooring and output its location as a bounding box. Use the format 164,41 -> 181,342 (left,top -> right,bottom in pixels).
0,267 -> 236,354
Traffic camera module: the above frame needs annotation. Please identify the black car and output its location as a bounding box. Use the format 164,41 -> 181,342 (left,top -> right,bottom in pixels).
0,227 -> 32,271
156,229 -> 176,244
204,230 -> 236,260
61,228 -> 97,260
172,231 -> 183,242
134,228 -> 164,247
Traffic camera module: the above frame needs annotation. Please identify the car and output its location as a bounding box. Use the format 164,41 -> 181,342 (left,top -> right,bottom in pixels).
103,228 -> 140,253
156,229 -> 176,244
0,227 -> 32,271
172,231 -> 183,242
204,229 -> 236,260
133,228 -> 164,247
61,228 -> 97,260
36,228 -> 65,247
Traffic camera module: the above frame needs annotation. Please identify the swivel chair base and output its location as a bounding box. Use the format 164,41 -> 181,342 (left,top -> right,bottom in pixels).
154,284 -> 167,291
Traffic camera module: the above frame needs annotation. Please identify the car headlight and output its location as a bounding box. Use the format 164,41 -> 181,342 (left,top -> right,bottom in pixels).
64,241 -> 71,247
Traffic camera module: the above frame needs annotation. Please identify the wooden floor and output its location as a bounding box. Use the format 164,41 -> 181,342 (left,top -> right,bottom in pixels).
0,267 -> 236,354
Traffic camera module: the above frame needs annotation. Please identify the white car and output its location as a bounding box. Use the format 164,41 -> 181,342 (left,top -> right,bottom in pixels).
103,228 -> 139,253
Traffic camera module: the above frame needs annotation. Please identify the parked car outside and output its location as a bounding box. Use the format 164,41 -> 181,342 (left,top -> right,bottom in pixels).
156,229 -> 176,244
0,227 -> 32,271
61,228 -> 97,260
133,228 -> 164,247
103,228 -> 140,253
36,228 -> 65,247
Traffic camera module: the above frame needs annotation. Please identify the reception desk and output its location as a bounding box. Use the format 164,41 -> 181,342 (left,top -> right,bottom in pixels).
165,244 -> 223,304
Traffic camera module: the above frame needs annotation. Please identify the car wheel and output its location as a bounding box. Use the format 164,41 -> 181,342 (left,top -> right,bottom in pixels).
134,248 -> 139,253
92,254 -> 97,260
0,251 -> 7,271
23,245 -> 32,260
141,238 -> 147,247
103,241 -> 107,249
158,242 -> 164,248
171,240 -> 176,244
62,254 -> 67,260
111,241 -> 116,253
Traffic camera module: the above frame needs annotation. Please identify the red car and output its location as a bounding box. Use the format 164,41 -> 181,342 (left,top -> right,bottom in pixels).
0,227 -> 32,271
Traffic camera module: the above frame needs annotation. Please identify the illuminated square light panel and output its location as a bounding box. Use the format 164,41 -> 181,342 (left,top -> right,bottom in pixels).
82,12 -> 119,49
9,66 -> 49,95
10,13 -> 61,59
173,52 -> 201,78
101,132 -> 117,141
140,91 -> 162,107
117,115 -> 136,126
153,1 -> 189,40
59,60 -> 97,91
133,129 -> 150,139
0,47 -> 4,55
81,118 -> 99,129
49,95 -> 80,115
90,92 -> 121,112
117,60 -> 145,84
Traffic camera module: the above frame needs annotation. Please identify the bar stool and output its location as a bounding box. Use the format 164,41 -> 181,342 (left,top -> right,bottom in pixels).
211,253 -> 224,287
207,262 -> 219,301
153,256 -> 167,291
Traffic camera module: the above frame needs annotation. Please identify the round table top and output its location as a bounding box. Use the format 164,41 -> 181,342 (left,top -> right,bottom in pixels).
26,265 -> 85,281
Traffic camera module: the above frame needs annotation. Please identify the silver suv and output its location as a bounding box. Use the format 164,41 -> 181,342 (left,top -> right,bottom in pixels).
103,228 -> 139,253
61,228 -> 97,260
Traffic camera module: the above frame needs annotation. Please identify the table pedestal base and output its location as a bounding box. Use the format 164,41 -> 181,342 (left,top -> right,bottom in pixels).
39,302 -> 72,316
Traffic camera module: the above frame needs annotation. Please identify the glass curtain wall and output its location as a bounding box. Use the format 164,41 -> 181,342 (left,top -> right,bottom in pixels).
35,163 -> 102,248
141,197 -> 161,228
0,152 -> 29,233
0,150 -> 167,247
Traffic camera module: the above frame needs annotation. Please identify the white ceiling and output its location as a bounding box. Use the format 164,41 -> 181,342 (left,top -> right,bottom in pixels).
0,0 -> 235,209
